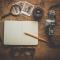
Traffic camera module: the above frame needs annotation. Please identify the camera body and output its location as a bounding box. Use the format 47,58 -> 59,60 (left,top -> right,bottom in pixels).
46,10 -> 56,36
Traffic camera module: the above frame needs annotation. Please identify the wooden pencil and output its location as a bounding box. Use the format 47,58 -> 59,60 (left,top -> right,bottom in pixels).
24,32 -> 48,43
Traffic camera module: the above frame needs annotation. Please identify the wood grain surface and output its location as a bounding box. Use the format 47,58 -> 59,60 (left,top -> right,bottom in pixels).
0,0 -> 60,60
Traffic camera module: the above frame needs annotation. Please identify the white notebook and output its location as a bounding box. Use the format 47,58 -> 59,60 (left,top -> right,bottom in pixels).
4,21 -> 38,45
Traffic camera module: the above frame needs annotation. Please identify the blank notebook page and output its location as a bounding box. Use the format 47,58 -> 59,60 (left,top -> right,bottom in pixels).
4,21 -> 38,45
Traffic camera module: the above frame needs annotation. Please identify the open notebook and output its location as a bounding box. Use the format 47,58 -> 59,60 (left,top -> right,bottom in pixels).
4,21 -> 38,45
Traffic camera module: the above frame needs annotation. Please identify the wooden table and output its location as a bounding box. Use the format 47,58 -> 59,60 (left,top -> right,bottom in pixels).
0,0 -> 60,60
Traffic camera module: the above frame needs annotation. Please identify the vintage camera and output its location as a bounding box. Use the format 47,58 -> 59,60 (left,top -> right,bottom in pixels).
45,10 -> 60,47
46,10 -> 56,36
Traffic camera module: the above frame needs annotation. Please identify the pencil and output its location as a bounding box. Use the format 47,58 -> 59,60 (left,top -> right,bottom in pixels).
24,32 -> 48,43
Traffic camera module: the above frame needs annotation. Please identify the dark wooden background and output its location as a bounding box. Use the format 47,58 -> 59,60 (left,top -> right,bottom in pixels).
0,0 -> 60,60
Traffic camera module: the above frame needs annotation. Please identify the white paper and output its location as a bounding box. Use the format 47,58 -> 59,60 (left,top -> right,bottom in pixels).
4,21 -> 38,45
